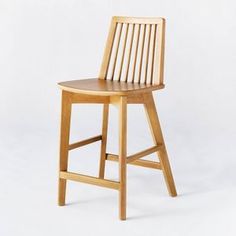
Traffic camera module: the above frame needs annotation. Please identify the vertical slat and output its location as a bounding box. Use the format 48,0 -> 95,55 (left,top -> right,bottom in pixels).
144,24 -> 152,84
138,24 -> 146,83
150,24 -> 157,85
99,19 -> 117,80
125,24 -> 135,82
131,24 -> 141,83
118,24 -> 129,81
111,23 -> 123,80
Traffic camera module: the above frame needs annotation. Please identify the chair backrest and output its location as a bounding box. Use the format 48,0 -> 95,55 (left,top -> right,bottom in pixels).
99,16 -> 166,86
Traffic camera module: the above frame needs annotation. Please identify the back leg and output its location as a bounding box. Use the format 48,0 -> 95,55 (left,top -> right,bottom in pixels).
99,104 -> 109,178
143,93 -> 177,197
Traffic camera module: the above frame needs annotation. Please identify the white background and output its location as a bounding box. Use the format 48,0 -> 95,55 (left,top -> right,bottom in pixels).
0,0 -> 236,235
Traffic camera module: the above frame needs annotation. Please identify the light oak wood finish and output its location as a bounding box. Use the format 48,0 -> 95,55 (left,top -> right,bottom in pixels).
58,91 -> 72,206
58,79 -> 164,96
118,96 -> 127,220
99,104 -> 109,178
126,145 -> 162,163
143,93 -> 177,197
106,153 -> 162,169
60,171 -> 120,190
58,16 -> 177,220
69,135 -> 102,151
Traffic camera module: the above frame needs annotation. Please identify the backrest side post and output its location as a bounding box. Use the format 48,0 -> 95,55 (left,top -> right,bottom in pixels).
99,18 -> 117,79
156,18 -> 165,85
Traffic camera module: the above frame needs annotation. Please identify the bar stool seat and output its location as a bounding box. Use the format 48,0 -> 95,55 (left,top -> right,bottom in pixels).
57,16 -> 177,220
58,78 -> 165,96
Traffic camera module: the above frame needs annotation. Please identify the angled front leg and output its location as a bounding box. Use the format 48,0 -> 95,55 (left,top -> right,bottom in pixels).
58,91 -> 72,206
143,93 -> 177,197
118,96 -> 127,220
99,104 -> 109,178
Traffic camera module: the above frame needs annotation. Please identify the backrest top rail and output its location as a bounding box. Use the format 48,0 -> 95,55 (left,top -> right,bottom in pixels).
112,16 -> 165,24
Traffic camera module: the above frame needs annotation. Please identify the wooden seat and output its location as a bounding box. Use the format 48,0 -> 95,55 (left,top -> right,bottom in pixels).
58,16 -> 177,220
58,78 -> 164,96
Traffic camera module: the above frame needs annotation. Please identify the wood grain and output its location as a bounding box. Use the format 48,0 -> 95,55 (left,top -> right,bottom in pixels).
58,78 -> 164,96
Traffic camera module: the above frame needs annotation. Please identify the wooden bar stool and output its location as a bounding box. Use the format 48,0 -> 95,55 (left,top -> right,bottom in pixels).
57,16 -> 177,220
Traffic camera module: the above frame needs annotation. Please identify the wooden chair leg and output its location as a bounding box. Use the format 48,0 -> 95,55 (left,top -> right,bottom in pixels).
118,96 -> 127,220
143,93 -> 177,197
58,91 -> 72,206
99,104 -> 109,178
